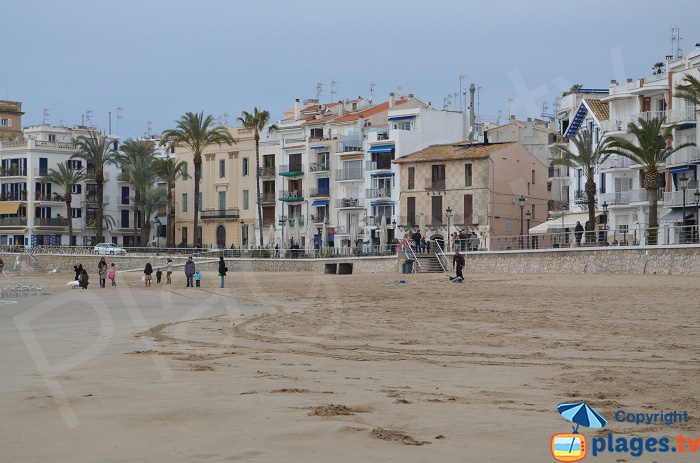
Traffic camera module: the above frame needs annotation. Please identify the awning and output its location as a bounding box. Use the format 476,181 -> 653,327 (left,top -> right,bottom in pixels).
388,115 -> 415,121
563,104 -> 589,139
0,203 -> 20,214
368,144 -> 395,153
669,166 -> 691,173
529,212 -> 603,234
370,201 -> 394,206
311,199 -> 329,207
370,172 -> 395,177
310,145 -> 328,150
660,209 -> 692,223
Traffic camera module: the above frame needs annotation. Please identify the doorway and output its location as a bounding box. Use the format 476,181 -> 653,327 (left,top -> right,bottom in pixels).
216,225 -> 226,249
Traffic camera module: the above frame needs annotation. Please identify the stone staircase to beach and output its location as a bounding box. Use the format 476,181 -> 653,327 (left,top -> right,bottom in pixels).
414,253 -> 446,273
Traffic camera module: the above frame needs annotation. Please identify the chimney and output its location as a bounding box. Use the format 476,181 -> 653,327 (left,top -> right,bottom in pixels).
468,84 -> 476,140
389,92 -> 395,108
526,118 -> 534,137
510,115 -> 516,121
294,99 -> 300,119
408,93 -> 414,98
611,79 -> 617,85
626,78 -> 633,83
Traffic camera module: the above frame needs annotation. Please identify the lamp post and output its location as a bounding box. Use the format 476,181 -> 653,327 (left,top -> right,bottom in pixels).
241,220 -> 246,249
518,194 -> 525,249
695,190 -> 700,243
445,206 -> 453,251
153,215 -> 162,250
602,201 -> 608,244
680,175 -> 689,243
525,209 -> 531,249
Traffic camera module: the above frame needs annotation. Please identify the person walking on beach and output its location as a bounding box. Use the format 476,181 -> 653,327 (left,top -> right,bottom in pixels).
452,249 -> 465,281
73,261 -> 83,281
155,267 -> 162,284
98,257 -> 108,288
78,269 -> 89,289
143,262 -> 153,287
184,257 -> 195,288
108,263 -> 116,287
574,221 -> 584,247
218,256 -> 228,288
165,259 -> 173,284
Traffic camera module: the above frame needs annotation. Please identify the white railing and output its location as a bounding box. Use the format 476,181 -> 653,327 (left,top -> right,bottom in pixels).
404,241 -> 420,273
433,239 -> 448,272
630,111 -> 666,123
666,147 -> 700,166
598,191 -> 630,206
629,188 -> 663,203
666,107 -> 697,124
600,119 -> 625,132
663,188 -> 700,207
600,155 -> 631,170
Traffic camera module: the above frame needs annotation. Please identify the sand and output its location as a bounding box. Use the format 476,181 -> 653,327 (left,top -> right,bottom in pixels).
1,269 -> 699,462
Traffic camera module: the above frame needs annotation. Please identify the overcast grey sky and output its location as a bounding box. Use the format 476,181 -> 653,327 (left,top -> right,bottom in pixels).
3,0 -> 699,138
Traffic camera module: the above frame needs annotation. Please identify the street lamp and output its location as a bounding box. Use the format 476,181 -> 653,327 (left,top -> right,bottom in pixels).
680,175 -> 689,243
153,215 -> 162,249
518,194 -> 525,249
695,190 -> 700,243
525,209 -> 531,249
241,220 -> 246,249
445,206 -> 453,251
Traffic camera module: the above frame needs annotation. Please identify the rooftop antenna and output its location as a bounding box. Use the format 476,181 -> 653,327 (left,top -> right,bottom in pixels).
443,95 -> 451,110
42,108 -> 50,125
85,110 -> 93,127
369,83 -> 377,103
146,121 -> 152,137
459,75 -> 466,111
507,98 -> 514,119
223,112 -> 229,125
330,80 -> 338,103
397,86 -> 404,98
116,107 -> 123,135
496,110 -> 502,125
316,83 -> 323,101
59,119 -> 65,127
671,26 -> 683,59
477,86 -> 482,122
452,92 -> 459,110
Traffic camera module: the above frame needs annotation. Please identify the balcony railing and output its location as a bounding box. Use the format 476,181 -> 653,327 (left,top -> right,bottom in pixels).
629,188 -> 663,203
85,170 -> 110,181
399,216 -> 418,227
0,217 -> 27,226
336,168 -> 364,181
278,190 -> 303,201
600,155 -> 631,170
366,161 -> 392,171
279,164 -> 304,176
310,214 -> 326,224
34,167 -> 49,177
309,162 -> 330,172
573,190 -> 588,205
259,218 -> 276,229
664,188 -> 700,207
201,209 -> 241,220
289,215 -> 304,226
337,137 -> 363,153
34,217 -> 70,227
366,187 -> 392,199
0,167 -> 27,177
260,193 -> 276,204
548,200 -> 568,211
0,192 -> 27,201
426,178 -> 446,190
258,166 -> 276,177
548,166 -> 569,178
335,198 -> 363,208
308,188 -> 330,198
35,193 -> 65,202
666,107 -> 697,124
666,147 -> 700,166
598,191 -> 630,206
368,215 -> 392,227
600,119 -> 625,132
86,194 -> 110,205
630,111 -> 666,123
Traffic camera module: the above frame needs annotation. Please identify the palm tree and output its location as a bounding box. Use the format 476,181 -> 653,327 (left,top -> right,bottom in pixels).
154,157 -> 188,248
238,108 -> 278,246
553,130 -> 615,240
608,117 -> 696,243
44,163 -> 86,246
674,75 -> 700,107
143,188 -> 167,245
72,132 -> 118,243
161,112 -> 235,247
117,139 -> 158,246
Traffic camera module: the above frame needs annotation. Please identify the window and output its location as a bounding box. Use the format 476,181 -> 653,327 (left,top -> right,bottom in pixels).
599,174 -> 606,194
181,227 -> 188,245
406,197 -> 416,226
310,127 -> 323,139
531,204 -> 536,220
48,134 -> 56,142
67,160 -> 82,170
431,196 -> 443,224
394,121 -> 412,131
182,162 -> 188,177
218,191 -> 226,210
431,164 -> 446,188
182,193 -> 188,212
219,159 -> 225,178
242,158 -> 249,176
408,167 -> 415,189
71,208 -> 82,218
121,209 -> 130,228
121,186 -> 129,204
243,190 -> 249,210
71,184 -> 82,194
170,146 -> 175,154
464,194 -> 473,224
465,164 -> 473,187
531,169 -> 536,184
0,118 -> 10,127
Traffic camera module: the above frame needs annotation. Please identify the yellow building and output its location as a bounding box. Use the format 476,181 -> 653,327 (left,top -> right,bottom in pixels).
174,127 -> 263,248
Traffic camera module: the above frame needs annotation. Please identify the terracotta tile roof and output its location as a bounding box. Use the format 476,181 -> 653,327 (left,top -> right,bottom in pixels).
485,119 -> 558,134
585,99 -> 609,122
303,114 -> 338,125
301,104 -> 320,112
393,142 -> 515,164
333,99 -> 408,123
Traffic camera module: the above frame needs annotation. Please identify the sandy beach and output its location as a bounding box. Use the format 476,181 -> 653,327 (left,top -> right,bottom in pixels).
1,269 -> 699,462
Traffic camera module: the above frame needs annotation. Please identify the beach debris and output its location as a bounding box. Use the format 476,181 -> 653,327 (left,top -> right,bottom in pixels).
370,428 -> 430,446
308,404 -> 369,416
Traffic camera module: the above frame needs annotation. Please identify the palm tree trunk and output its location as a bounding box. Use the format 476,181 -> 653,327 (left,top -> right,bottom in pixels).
167,185 -> 175,248
140,198 -> 147,246
97,179 -> 104,244
585,178 -> 596,243
255,135 -> 263,247
193,159 -> 201,248
647,187 -> 659,245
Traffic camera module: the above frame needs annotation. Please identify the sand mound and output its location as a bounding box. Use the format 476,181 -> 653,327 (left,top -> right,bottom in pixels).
370,427 -> 431,446
308,404 -> 369,416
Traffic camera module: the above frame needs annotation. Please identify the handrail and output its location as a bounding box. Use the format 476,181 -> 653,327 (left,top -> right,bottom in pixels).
404,243 -> 420,273
433,239 -> 448,272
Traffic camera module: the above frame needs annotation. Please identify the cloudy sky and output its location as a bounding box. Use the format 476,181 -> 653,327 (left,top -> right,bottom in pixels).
3,0 -> 698,138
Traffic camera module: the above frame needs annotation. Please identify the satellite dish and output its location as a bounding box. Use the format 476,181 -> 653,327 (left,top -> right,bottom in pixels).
397,86 -> 404,98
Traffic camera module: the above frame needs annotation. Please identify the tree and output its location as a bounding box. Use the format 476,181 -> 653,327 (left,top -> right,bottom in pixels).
674,74 -> 700,107
562,84 -> 582,97
161,112 -> 235,247
652,62 -> 665,75
238,108 -> 278,246
44,163 -> 86,246
143,188 -> 167,245
608,117 -> 696,243
72,132 -> 118,243
155,157 -> 189,247
553,130 -> 615,240
116,139 -> 158,246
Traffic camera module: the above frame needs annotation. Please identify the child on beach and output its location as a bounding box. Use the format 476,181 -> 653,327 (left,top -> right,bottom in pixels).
194,271 -> 202,287
108,263 -> 116,287
166,259 -> 173,284
156,267 -> 162,284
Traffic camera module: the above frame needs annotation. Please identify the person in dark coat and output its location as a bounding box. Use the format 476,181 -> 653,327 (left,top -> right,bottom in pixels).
74,262 -> 83,281
452,250 -> 465,280
98,257 -> 108,288
574,221 -> 584,247
412,231 -> 422,254
184,257 -> 195,288
78,269 -> 89,289
143,262 -> 153,287
218,256 -> 228,288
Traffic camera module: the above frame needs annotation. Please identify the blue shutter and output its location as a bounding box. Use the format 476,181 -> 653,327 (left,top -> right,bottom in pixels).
121,209 -> 129,228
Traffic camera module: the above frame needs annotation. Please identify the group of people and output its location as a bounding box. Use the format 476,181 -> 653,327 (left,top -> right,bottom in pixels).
73,259 -> 117,290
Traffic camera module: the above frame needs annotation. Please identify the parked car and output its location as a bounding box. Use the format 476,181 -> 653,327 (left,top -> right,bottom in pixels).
94,243 -> 126,255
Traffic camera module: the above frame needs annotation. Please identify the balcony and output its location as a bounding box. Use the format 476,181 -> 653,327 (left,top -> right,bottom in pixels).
289,215 -> 304,227
335,198 -> 363,208
279,164 -> 304,177
425,178 -> 446,190
666,107 -> 697,124
0,166 -> 27,177
86,194 -> 110,205
366,161 -> 392,171
399,216 -> 418,227
259,218 -> 276,229
598,191 -> 630,206
0,192 -> 27,201
630,111 -> 666,124
201,208 -> 240,220
258,166 -> 276,177
336,168 -> 364,181
548,166 -> 569,178
310,214 -> 326,224
260,193 -> 275,204
35,193 -> 65,203
600,119 -> 625,133
309,162 -> 330,173
85,170 -> 111,182
34,167 -> 49,177
630,188 -> 663,203
0,217 -> 27,227
666,147 -> 700,167
664,188 -> 700,207
278,190 -> 303,201
548,200 -> 568,212
366,187 -> 392,199
308,187 -> 330,198
368,215 -> 392,227
600,155 -> 631,170
34,217 -> 70,227
573,190 -> 588,205
337,137 -> 363,153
